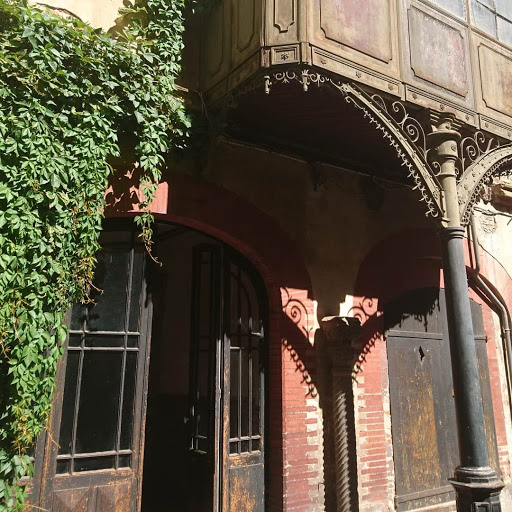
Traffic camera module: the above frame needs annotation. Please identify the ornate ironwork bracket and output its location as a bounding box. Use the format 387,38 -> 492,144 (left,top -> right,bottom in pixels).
458,144 -> 512,226
260,67 -> 444,218
337,83 -> 443,219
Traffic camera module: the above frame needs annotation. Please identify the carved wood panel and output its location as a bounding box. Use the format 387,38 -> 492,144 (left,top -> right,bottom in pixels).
266,0 -> 298,45
52,488 -> 90,512
399,0 -> 474,110
409,6 -> 467,95
320,0 -> 392,63
201,1 -> 231,91
232,0 -> 262,69
472,32 -> 512,127
310,0 -> 400,83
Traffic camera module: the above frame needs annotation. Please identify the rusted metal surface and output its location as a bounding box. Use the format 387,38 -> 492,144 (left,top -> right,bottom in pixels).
478,43 -> 512,118
228,463 -> 264,512
386,289 -> 458,511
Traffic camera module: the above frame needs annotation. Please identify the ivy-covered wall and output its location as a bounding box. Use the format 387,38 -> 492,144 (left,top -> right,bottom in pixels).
0,0 -> 189,509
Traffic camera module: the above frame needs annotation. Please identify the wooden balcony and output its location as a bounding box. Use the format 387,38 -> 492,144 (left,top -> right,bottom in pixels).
194,0 -> 512,140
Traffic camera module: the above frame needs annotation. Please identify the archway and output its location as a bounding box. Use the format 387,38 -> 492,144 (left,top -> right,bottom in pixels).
141,222 -> 268,511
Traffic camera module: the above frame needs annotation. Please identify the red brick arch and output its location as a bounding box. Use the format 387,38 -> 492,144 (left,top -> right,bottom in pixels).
106,172 -> 321,511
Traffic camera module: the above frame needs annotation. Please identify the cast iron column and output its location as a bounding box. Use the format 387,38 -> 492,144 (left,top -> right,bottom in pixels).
428,116 -> 503,511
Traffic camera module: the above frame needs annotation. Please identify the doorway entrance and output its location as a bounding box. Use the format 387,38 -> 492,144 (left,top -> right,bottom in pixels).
32,222 -> 267,512
141,225 -> 267,511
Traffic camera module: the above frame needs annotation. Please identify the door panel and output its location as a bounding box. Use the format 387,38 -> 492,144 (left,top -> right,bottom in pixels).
189,246 -> 266,512
189,245 -> 222,511
37,228 -> 152,512
34,230 -> 266,512
386,288 -> 499,511
224,259 -> 265,512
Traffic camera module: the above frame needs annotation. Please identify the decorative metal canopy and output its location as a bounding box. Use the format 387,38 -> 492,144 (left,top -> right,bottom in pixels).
227,65 -> 512,226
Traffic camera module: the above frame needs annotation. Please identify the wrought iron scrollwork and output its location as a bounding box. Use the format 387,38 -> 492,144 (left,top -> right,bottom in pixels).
370,94 -> 428,158
260,67 -> 444,218
457,131 -> 501,177
457,145 -> 512,226
281,287 -> 314,340
338,84 -> 443,218
281,288 -> 317,396
347,297 -> 377,325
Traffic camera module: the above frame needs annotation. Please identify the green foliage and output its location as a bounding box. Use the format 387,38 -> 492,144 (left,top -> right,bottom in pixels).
0,0 -> 189,508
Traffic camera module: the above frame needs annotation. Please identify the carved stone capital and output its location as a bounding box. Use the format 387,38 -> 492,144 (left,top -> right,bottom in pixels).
320,316 -> 361,370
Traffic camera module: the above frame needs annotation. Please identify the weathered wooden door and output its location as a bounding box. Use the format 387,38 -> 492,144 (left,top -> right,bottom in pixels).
386,288 -> 499,511
35,228 -> 153,512
188,245 -> 266,512
33,232 -> 266,511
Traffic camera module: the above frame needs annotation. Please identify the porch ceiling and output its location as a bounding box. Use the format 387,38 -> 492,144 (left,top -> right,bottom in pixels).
224,81 -> 411,185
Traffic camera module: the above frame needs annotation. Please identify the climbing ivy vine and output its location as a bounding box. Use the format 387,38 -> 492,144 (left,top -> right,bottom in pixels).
0,0 -> 189,508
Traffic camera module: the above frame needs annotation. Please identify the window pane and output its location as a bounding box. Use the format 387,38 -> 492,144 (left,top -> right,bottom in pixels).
120,352 -> 138,450
197,351 -> 210,439
498,16 -> 512,44
471,1 -> 498,36
432,0 -> 467,19
497,0 -> 512,20
118,454 -> 131,468
252,348 -> 261,437
127,335 -> 139,348
84,335 -> 124,348
88,251 -> 130,332
199,257 -> 213,337
68,334 -> 82,348
58,352 -> 80,455
230,266 -> 241,337
241,349 -> 249,438
56,460 -> 71,474
75,352 -> 123,453
74,456 -> 115,473
70,304 -> 84,330
230,349 -> 239,439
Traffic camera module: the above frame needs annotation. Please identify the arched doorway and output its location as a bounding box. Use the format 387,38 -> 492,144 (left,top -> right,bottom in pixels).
33,220 -> 268,512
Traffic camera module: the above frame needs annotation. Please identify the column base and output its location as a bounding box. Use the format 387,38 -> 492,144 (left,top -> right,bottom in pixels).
449,466 -> 504,511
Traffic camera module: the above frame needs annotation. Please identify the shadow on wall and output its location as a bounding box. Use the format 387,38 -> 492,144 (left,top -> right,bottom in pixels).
277,229 -> 445,511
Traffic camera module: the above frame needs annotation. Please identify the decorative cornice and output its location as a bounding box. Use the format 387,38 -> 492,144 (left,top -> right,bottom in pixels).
457,145 -> 512,226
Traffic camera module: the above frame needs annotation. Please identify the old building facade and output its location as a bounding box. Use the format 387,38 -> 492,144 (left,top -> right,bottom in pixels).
27,0 -> 512,511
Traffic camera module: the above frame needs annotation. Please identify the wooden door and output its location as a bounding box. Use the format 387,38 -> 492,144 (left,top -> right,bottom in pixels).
189,245 -> 266,512
35,228 -> 152,512
386,288 -> 499,511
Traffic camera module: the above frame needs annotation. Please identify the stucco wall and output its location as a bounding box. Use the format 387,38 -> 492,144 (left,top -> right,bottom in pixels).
29,0 -> 123,30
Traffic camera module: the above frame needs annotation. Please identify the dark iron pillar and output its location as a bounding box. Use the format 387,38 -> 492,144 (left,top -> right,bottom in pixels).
428,115 -> 503,511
